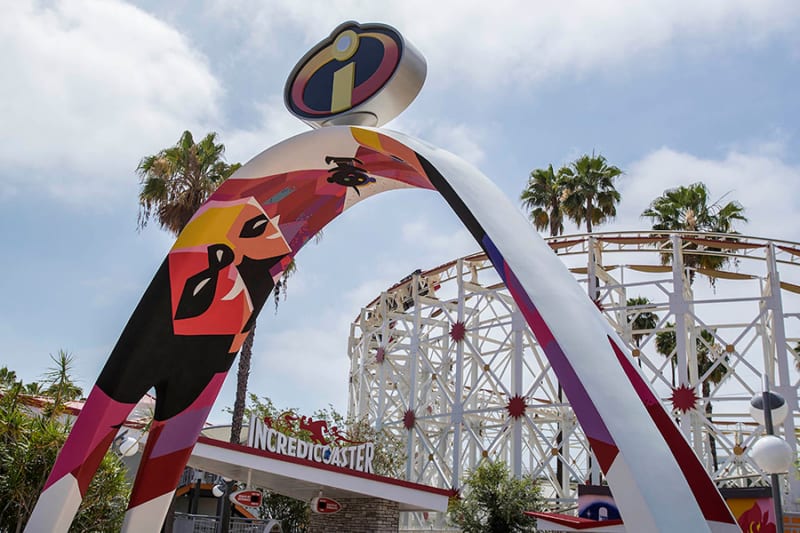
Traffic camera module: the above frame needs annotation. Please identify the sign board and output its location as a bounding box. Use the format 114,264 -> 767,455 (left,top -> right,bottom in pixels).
284,21 -> 426,128
247,413 -> 376,474
311,496 -> 342,514
230,489 -> 262,508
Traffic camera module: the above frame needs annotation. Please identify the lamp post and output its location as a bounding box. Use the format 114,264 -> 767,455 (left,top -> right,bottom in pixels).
213,477 -> 235,533
749,377 -> 793,533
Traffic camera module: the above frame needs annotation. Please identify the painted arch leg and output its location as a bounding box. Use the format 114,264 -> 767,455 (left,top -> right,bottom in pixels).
24,386 -> 137,533
121,372 -> 228,532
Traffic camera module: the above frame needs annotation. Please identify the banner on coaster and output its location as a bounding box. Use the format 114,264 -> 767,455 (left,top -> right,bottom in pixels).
247,413 -> 375,474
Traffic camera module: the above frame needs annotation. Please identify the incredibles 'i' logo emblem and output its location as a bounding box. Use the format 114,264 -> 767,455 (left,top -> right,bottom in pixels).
329,30 -> 361,113
285,22 -> 418,126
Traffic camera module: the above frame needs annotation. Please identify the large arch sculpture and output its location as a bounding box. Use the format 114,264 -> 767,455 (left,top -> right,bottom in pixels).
25,125 -> 739,532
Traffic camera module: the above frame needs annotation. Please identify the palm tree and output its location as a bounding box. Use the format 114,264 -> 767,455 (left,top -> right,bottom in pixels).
137,131 -> 241,234
641,182 -> 747,284
656,326 -> 728,391
626,296 -> 659,349
656,325 -> 728,468
561,153 -> 622,233
519,161 -> 573,487
22,382 -> 45,396
520,164 -> 567,237
0,367 -> 17,391
136,131 -> 254,445
41,350 -> 83,419
793,341 -> 800,371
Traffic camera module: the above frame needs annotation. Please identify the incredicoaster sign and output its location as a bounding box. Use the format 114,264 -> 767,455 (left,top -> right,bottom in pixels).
247,413 -> 376,473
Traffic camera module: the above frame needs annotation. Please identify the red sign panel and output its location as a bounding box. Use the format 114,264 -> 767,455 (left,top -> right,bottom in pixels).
312,496 -> 342,514
230,490 -> 262,507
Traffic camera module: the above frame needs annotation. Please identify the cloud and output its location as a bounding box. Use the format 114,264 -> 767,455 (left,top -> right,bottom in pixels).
242,283 -> 379,414
250,316 -> 352,407
392,119 -> 488,167
7,0 -> 796,206
0,0 -> 221,203
205,0 -> 800,89
400,218 -> 476,261
220,97 -> 309,166
217,102 -> 490,178
612,146 -> 800,243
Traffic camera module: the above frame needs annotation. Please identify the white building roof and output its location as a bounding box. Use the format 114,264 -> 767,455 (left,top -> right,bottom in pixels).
188,436 -> 451,512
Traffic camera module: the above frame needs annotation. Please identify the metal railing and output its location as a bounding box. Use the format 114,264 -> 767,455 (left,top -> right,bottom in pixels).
179,467 -> 225,487
173,514 -> 281,533
173,514 -> 219,533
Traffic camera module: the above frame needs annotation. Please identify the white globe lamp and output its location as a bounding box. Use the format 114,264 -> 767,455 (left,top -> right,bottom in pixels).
751,435 -> 794,474
749,392 -> 788,428
118,436 -> 139,457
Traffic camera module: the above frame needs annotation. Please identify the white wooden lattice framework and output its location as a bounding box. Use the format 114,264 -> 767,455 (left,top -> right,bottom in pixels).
347,230 -> 800,527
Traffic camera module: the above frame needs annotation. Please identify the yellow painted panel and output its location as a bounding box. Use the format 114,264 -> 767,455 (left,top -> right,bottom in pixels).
172,205 -> 243,250
351,127 -> 383,152
331,62 -> 355,113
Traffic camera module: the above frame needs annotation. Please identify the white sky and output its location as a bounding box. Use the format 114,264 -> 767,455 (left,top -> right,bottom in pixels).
1,0 -> 799,423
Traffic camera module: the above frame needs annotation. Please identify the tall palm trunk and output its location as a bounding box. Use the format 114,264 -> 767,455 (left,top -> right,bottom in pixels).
585,200 -> 593,233
550,199 -> 560,237
230,325 -> 255,444
703,380 -> 719,470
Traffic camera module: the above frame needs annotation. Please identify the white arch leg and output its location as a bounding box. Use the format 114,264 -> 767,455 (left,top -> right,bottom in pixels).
121,492 -> 174,533
23,475 -> 82,533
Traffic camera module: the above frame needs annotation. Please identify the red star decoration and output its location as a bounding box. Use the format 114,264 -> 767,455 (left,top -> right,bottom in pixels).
450,321 -> 466,342
506,394 -> 527,419
403,409 -> 416,430
670,384 -> 699,413
375,347 -> 385,364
